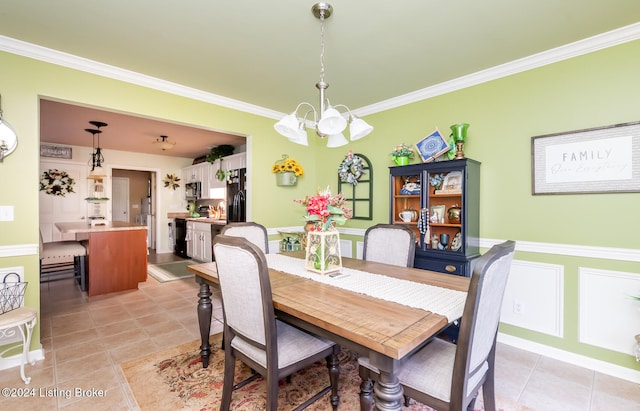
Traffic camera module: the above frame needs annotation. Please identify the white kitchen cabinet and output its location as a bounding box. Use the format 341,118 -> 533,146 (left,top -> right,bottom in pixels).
222,153 -> 246,171
188,221 -> 212,262
182,164 -> 203,183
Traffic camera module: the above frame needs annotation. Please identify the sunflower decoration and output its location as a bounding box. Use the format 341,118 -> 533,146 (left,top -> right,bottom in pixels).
163,173 -> 181,190
272,154 -> 304,177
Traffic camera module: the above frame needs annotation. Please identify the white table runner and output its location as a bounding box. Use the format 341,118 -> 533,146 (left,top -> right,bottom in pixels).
266,254 -> 467,322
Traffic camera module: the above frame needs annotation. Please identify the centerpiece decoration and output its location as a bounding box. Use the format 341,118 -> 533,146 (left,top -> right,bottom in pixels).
39,169 -> 75,197
295,187 -> 351,274
390,143 -> 415,166
272,154 -> 304,186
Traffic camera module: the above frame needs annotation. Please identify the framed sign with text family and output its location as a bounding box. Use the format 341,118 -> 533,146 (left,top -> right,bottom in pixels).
531,121 -> 640,195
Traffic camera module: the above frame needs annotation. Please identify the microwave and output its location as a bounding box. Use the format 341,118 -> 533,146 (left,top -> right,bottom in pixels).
185,182 -> 201,200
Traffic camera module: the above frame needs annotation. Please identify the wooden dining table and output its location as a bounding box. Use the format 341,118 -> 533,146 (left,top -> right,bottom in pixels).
188,252 -> 470,411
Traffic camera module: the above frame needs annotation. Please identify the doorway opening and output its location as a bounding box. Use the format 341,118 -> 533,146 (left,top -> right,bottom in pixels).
112,169 -> 156,250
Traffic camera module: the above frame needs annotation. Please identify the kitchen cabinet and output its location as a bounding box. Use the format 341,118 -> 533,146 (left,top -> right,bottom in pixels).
222,153 -> 246,171
389,158 -> 480,277
186,221 -> 213,262
182,164 -> 202,183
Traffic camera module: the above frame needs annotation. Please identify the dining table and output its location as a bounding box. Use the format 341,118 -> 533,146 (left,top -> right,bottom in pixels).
188,251 -> 470,411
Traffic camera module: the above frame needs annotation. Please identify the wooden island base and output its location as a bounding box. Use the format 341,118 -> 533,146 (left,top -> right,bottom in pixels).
55,222 -> 148,297
86,229 -> 148,297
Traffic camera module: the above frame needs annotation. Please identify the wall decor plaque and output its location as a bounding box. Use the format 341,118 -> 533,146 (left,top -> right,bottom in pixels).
40,144 -> 72,159
531,121 -> 640,194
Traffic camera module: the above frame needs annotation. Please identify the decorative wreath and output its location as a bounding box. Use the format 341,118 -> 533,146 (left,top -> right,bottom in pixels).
338,151 -> 366,185
163,173 -> 181,190
39,169 -> 75,197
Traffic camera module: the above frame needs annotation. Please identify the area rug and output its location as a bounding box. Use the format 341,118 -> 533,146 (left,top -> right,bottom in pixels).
147,260 -> 196,282
121,333 -> 532,410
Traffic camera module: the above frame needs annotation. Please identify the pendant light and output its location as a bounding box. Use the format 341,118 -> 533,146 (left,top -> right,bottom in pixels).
274,3 -> 374,147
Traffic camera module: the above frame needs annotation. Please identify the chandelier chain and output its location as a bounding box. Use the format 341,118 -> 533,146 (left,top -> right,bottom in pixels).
319,12 -> 325,84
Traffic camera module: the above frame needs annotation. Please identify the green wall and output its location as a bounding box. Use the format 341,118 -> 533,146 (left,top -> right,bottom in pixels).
1,39 -> 639,370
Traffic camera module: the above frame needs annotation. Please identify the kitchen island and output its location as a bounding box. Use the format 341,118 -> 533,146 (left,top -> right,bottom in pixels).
55,221 -> 148,297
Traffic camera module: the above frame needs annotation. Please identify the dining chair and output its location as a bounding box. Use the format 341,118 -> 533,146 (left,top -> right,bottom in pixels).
39,231 -> 87,291
220,221 -> 269,253
358,240 -> 516,411
213,235 -> 340,411
363,223 -> 416,267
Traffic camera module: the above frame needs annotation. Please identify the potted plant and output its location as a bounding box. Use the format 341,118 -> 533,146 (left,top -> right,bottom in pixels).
206,144 -> 235,181
390,143 -> 415,166
272,154 -> 304,186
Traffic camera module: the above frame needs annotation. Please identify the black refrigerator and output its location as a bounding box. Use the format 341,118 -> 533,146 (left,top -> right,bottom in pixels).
226,168 -> 246,222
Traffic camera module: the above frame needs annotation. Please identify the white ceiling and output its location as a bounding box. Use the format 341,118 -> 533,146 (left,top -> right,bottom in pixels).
1,1 -> 639,159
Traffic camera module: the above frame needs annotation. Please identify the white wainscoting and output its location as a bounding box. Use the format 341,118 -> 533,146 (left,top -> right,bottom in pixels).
500,260 -> 564,338
579,267 -> 640,355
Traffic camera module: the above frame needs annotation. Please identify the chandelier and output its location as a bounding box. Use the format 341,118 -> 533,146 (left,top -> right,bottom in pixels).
85,121 -> 108,179
154,135 -> 176,150
274,3 -> 374,148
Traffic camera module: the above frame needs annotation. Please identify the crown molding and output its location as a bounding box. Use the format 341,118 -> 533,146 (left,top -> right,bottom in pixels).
354,22 -> 640,117
0,35 -> 283,121
2,22 -> 639,120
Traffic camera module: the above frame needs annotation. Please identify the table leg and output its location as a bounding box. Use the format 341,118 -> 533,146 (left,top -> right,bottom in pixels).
196,278 -> 212,368
364,352 -> 403,411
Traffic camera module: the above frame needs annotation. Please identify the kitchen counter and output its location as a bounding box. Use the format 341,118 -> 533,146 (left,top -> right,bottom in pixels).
185,217 -> 227,225
55,221 -> 146,234
56,221 -> 147,297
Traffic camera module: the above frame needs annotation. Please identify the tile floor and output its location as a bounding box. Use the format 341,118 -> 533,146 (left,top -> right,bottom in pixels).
0,253 -> 638,410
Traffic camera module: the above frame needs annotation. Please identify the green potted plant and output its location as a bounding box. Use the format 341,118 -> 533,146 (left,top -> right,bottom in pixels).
206,144 -> 235,181
390,143 -> 415,166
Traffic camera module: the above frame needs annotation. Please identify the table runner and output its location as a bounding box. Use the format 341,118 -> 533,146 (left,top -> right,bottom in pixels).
266,254 -> 467,322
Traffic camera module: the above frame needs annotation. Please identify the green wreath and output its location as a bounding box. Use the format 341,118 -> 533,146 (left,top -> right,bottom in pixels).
338,151 -> 366,185
40,169 -> 75,197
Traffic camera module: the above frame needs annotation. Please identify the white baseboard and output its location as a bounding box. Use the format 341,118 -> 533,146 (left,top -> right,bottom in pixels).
497,332 -> 640,383
0,348 -> 45,371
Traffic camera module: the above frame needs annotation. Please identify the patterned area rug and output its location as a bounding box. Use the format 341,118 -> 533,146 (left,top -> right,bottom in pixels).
121,334 -> 530,410
147,261 -> 195,282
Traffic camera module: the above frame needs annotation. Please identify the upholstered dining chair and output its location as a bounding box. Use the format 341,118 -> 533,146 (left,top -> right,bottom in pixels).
39,231 -> 87,291
213,235 -> 340,411
358,240 -> 516,411
220,221 -> 269,254
363,223 -> 416,267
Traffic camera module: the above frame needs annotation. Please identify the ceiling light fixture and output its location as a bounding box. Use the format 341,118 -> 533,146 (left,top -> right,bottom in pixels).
85,121 -> 108,179
274,3 -> 374,148
154,135 -> 175,150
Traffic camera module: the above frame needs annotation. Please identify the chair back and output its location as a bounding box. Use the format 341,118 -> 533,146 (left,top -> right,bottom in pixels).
213,235 -> 275,349
363,224 -> 416,267
220,222 -> 269,254
452,240 -> 515,399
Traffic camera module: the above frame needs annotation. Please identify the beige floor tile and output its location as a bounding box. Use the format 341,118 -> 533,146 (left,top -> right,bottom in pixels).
51,312 -> 95,337
52,328 -> 101,349
108,339 -> 159,364
58,386 -> 134,411
95,319 -> 138,338
121,299 -> 164,318
590,372 -> 640,411
101,328 -> 150,350
134,312 -> 173,328
56,366 -> 122,408
0,391 -> 59,411
55,351 -> 112,383
88,305 -> 133,326
54,339 -> 107,364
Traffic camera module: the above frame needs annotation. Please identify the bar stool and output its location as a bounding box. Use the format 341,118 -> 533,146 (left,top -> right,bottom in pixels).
0,307 -> 38,384
39,232 -> 87,291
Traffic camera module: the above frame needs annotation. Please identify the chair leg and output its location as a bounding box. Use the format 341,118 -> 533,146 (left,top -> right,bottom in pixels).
358,366 -> 374,411
326,345 -> 340,410
482,374 -> 496,411
220,349 -> 236,411
266,367 -> 279,411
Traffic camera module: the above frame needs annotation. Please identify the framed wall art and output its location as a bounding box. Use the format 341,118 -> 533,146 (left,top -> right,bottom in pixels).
416,128 -> 450,162
531,121 -> 640,194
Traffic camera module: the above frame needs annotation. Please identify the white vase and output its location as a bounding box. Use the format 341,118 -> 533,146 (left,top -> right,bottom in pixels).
305,230 -> 342,275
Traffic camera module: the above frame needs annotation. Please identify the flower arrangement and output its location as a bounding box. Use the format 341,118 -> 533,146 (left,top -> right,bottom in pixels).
272,154 -> 304,177
295,187 -> 352,231
390,143 -> 415,158
338,151 -> 366,185
40,169 -> 75,197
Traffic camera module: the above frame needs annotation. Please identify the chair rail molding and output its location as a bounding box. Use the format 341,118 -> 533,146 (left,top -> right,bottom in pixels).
0,243 -> 38,258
